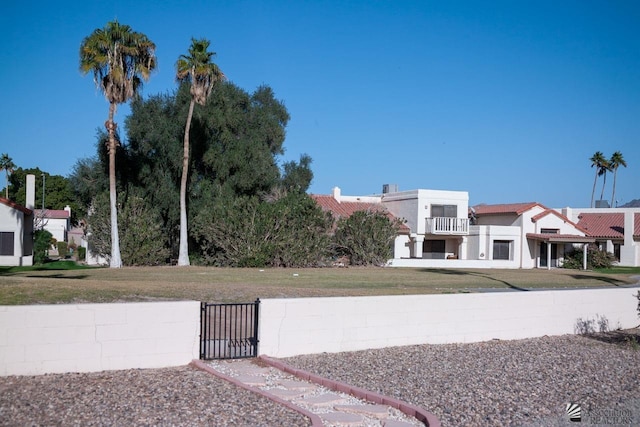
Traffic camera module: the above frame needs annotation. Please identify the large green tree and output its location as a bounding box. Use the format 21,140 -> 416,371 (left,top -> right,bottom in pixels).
0,153 -> 15,199
80,20 -> 157,268
74,81 -> 313,266
175,38 -> 225,266
609,151 -> 627,207
125,93 -> 183,256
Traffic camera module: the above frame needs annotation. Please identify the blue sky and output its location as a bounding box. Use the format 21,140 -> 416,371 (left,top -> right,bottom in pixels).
1,0 -> 638,208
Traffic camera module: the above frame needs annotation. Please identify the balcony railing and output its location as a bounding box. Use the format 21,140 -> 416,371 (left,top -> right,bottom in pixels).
425,217 -> 469,235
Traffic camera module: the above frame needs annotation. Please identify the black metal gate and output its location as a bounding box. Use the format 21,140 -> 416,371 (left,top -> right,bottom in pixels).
200,299 -> 260,360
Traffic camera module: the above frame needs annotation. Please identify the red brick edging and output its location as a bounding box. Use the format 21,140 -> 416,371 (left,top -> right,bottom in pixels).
259,355 -> 441,427
190,359 -> 324,426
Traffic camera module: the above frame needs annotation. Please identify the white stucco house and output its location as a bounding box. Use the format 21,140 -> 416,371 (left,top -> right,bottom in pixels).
0,175 -> 35,266
561,207 -> 640,267
34,206 -> 71,244
313,185 -> 639,269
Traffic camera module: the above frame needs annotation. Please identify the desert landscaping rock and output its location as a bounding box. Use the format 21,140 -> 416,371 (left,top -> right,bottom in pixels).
284,332 -> 640,426
1,332 -> 639,426
0,365 -> 311,427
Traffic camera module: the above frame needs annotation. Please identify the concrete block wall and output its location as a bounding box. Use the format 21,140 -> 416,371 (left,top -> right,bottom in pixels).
258,287 -> 640,358
0,301 -> 200,376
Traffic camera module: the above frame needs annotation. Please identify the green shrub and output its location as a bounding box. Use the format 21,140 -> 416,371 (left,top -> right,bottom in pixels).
192,191 -> 332,267
87,191 -> 170,266
77,246 -> 86,261
57,241 -> 68,258
562,244 -> 616,270
333,210 -> 403,266
33,229 -> 53,265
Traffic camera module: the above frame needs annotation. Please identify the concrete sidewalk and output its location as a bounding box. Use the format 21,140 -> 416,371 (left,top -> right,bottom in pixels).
191,357 -> 440,427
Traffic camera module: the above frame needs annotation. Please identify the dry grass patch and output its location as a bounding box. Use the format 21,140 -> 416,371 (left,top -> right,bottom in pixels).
1,265 -> 638,305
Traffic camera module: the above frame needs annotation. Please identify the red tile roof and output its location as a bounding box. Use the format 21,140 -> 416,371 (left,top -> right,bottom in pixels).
311,195 -> 384,218
530,209 -> 589,234
0,197 -> 32,215
576,213 -> 640,239
473,202 -> 589,235
473,202 -> 543,216
311,194 -> 409,233
34,209 -> 70,219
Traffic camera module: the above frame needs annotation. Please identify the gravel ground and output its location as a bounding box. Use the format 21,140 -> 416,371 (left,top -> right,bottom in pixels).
1,332 -> 639,427
0,365 -> 310,427
284,332 -> 640,426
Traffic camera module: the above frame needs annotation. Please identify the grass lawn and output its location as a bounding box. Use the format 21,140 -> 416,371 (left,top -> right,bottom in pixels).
1,262 -> 639,305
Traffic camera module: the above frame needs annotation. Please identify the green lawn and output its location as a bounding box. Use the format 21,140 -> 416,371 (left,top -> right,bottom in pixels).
0,262 -> 639,305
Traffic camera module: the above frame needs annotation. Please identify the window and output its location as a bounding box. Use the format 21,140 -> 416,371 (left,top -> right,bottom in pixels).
423,239 -> 446,259
0,232 -> 14,256
541,228 -> 559,234
493,240 -> 511,260
431,204 -> 457,218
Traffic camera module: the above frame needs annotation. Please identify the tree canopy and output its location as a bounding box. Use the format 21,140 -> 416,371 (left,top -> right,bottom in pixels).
72,81 -> 325,266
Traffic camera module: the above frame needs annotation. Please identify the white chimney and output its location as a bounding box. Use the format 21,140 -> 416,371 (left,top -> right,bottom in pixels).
332,186 -> 341,202
26,174 -> 35,210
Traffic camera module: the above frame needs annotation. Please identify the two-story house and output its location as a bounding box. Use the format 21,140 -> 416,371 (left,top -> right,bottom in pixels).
314,186 -> 597,269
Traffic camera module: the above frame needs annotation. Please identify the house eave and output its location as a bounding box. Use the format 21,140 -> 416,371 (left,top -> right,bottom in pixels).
526,233 -> 595,243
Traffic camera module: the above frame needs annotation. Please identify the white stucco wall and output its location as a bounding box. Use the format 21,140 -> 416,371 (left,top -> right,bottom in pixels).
0,301 -> 200,376
383,189 -> 469,235
258,288 -> 640,358
0,204 -> 32,267
466,225 -> 521,262
44,217 -> 68,243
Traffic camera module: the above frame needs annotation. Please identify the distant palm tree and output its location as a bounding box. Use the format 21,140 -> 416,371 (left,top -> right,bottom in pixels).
598,158 -> 612,203
175,38 -> 225,266
590,151 -> 606,208
80,21 -> 156,268
0,153 -> 16,199
609,151 -> 627,207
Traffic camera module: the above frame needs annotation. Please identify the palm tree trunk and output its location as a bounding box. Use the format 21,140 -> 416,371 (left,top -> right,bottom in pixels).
591,170 -> 598,208
178,99 -> 196,266
611,169 -> 618,207
107,102 -> 122,268
599,171 -> 607,202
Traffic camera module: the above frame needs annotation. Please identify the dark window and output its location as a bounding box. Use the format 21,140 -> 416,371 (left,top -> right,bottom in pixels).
541,228 -> 559,234
431,204 -> 457,218
493,240 -> 511,260
423,239 -> 446,259
0,232 -> 14,256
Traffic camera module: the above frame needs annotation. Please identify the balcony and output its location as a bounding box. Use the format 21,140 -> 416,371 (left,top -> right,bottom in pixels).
425,217 -> 469,235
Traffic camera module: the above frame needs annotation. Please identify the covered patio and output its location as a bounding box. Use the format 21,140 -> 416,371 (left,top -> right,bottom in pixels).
526,233 -> 596,270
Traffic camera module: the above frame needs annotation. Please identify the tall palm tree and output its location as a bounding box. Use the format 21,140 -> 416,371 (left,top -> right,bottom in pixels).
175,38 -> 225,266
590,151 -> 606,208
598,158 -> 612,203
80,21 -> 156,268
609,151 -> 627,207
0,153 -> 16,199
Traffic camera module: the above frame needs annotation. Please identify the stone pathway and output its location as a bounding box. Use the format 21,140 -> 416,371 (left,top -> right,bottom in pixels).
191,357 -> 438,427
